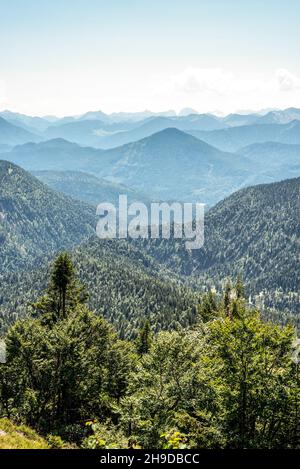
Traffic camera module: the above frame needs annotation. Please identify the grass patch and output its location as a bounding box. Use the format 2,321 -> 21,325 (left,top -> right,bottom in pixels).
0,418 -> 49,449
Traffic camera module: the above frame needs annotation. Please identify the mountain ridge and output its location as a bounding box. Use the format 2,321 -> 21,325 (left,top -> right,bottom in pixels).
0,116 -> 41,146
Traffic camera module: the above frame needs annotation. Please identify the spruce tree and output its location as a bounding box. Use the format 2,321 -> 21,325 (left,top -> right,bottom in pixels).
136,320 -> 152,356
32,253 -> 87,324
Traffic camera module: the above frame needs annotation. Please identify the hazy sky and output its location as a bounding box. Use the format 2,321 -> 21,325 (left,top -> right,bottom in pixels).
1,0 -> 300,116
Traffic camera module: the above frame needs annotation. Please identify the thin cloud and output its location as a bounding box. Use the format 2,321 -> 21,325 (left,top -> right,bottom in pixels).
276,68 -> 300,92
151,67 -> 300,114
171,67 -> 234,95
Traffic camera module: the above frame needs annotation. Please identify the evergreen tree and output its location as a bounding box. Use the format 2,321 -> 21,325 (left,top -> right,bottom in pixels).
198,290 -> 218,322
136,320 -> 152,356
1,253 -> 133,434
32,253 -> 87,324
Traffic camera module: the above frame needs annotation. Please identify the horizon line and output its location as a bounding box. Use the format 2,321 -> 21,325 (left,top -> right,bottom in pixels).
0,106 -> 296,120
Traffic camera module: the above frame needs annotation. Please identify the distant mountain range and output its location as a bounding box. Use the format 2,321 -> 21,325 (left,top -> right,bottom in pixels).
255,108 -> 300,125
0,138 -> 99,171
2,108 -> 300,150
39,114 -> 225,148
43,119 -> 138,147
0,110 -> 53,133
189,120 -> 300,152
1,129 -> 250,206
92,114 -> 225,148
2,127 -> 300,206
0,117 -> 40,146
0,106 -> 299,343
239,142 -> 300,183
86,128 -> 250,204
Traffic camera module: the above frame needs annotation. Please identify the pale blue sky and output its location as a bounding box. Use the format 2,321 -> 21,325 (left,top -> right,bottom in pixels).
1,0 -> 300,115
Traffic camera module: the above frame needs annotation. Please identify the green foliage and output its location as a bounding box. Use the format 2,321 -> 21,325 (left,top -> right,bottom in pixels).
1,256 -> 299,449
207,306 -> 296,448
160,430 -> 188,449
46,434 -> 66,449
198,289 -> 220,322
0,256 -> 135,435
82,420 -> 129,449
32,252 -> 87,323
119,330 -> 220,449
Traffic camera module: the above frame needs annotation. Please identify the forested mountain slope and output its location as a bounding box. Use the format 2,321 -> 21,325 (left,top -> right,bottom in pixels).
131,177 -> 300,319
0,160 -> 95,272
32,170 -> 151,206
0,164 -> 298,333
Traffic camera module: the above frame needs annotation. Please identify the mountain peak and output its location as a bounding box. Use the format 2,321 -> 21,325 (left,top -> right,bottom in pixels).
137,127 -> 219,151
146,127 -> 194,140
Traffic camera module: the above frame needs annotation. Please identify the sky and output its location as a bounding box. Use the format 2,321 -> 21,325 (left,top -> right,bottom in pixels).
1,0 -> 300,116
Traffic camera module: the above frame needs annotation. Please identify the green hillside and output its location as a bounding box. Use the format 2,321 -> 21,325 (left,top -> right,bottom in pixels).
130,177 -> 300,321
0,419 -> 48,449
0,160 -> 95,272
